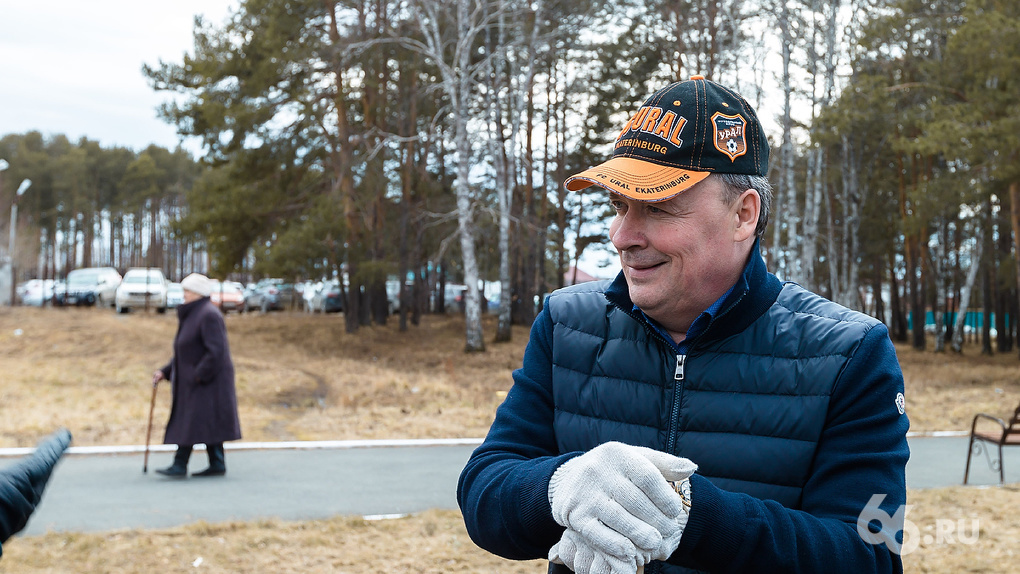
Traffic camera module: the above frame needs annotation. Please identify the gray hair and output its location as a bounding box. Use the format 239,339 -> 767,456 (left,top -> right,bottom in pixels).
715,173 -> 772,238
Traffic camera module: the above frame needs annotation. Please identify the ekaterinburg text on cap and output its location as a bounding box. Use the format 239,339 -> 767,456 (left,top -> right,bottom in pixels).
564,75 -> 769,202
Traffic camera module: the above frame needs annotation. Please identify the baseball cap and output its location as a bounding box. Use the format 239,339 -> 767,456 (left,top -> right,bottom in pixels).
564,75 -> 769,202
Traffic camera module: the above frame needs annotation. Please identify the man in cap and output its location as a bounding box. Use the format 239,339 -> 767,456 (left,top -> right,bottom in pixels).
152,273 -> 242,478
457,77 -> 909,573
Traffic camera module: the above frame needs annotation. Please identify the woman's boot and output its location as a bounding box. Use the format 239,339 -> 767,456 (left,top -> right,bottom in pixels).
156,445 -> 192,478
193,443 -> 226,477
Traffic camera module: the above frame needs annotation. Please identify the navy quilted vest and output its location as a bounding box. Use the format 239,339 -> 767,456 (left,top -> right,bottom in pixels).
547,279 -> 877,508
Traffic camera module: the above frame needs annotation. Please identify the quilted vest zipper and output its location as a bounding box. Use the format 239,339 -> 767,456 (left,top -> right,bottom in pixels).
667,352 -> 686,455
665,291 -> 748,454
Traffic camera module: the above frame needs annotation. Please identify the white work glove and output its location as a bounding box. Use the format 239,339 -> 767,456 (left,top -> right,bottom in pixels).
550,528 -> 641,574
547,442 -> 697,566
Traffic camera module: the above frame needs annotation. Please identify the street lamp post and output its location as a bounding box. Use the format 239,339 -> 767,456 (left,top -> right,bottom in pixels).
9,178 -> 31,306
0,159 -> 8,305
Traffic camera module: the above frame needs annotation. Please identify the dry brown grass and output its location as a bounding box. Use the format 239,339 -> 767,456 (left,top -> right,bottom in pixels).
0,490 -> 1015,573
0,306 -> 1018,572
897,340 -> 1020,433
0,509 -> 548,573
0,307 -> 529,447
903,485 -> 1020,572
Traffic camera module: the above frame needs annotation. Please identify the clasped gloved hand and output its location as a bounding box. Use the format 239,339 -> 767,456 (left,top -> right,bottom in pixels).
0,428 -> 73,555
550,528 -> 643,574
548,442 -> 696,573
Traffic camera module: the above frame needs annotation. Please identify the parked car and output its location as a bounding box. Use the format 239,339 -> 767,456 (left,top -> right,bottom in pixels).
166,282 -> 185,308
114,268 -> 168,313
385,279 -> 405,315
56,267 -> 122,307
245,278 -> 294,312
210,281 -> 245,313
16,279 -> 55,306
307,280 -> 344,314
278,282 -> 299,309
443,284 -> 467,312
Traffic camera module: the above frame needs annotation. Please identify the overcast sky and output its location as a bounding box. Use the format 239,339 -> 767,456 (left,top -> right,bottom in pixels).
0,0 -> 236,153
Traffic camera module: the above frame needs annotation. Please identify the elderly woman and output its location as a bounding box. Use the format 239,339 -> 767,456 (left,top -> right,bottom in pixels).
152,273 -> 242,478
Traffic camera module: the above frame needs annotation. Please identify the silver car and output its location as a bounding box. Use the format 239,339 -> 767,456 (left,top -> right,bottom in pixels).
114,268 -> 169,313
61,267 -> 122,307
166,282 -> 185,309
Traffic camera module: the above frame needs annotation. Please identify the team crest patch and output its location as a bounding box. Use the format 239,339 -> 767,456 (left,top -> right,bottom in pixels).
895,392 -> 906,415
711,112 -> 748,161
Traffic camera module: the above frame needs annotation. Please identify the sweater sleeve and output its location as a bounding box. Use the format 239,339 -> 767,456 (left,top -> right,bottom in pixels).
669,323 -> 910,573
457,306 -> 575,560
0,429 -> 72,555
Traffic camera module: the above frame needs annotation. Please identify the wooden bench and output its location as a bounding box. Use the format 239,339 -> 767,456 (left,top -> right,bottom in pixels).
963,401 -> 1020,484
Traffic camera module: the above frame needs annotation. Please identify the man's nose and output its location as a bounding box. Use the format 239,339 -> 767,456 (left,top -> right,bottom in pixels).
610,211 -> 648,251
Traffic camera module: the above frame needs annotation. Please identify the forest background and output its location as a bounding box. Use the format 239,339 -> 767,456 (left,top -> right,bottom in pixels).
0,0 -> 1018,355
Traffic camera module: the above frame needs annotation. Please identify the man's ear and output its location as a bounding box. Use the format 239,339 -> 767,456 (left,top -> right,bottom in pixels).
733,189 -> 760,242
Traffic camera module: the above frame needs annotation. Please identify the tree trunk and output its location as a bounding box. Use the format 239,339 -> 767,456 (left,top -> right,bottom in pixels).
996,202 -> 1012,352
397,144 -> 412,332
773,0 -> 795,277
844,143 -> 861,310
907,235 -> 925,350
952,231 -> 983,353
932,220 -> 947,353
415,0 -> 488,351
325,1 -> 362,335
1010,181 -> 1020,359
891,257 -> 907,341
872,256 -> 885,324
982,244 -> 993,355
802,148 -> 822,289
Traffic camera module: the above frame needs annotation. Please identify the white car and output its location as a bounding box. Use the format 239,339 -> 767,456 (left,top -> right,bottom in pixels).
115,268 -> 169,313
16,279 -> 55,306
166,282 -> 185,308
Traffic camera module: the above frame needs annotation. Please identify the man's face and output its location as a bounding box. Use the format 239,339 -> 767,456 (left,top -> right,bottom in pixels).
608,175 -> 755,336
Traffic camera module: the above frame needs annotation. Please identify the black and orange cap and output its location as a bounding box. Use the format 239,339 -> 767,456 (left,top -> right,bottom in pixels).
564,76 -> 769,202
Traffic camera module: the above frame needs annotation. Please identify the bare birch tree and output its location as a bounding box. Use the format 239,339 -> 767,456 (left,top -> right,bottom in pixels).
952,208 -> 984,353
482,0 -> 546,342
802,0 -> 841,292
408,0 -> 507,351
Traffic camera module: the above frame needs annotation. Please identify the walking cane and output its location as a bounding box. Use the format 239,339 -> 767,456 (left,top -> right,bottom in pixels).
143,381 -> 158,473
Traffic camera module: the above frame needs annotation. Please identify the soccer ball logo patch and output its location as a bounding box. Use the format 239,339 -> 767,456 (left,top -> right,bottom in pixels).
711,112 -> 748,161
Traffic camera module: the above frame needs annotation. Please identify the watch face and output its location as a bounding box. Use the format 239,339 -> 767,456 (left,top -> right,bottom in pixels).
670,479 -> 693,509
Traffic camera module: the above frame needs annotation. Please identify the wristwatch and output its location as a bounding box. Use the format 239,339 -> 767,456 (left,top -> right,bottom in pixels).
670,478 -> 693,511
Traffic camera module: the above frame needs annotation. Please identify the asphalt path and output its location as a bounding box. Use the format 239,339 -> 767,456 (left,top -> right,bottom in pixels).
5,435 -> 1019,537
16,440 -> 481,536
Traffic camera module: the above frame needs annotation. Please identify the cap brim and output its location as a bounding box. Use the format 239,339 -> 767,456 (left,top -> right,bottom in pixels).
564,157 -> 710,202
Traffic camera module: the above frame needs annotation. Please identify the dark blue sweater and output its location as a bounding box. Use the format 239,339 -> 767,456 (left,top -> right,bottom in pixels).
458,248 -> 909,573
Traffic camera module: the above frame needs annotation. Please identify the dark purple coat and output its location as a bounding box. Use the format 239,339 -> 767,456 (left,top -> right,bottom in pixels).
159,297 -> 242,445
